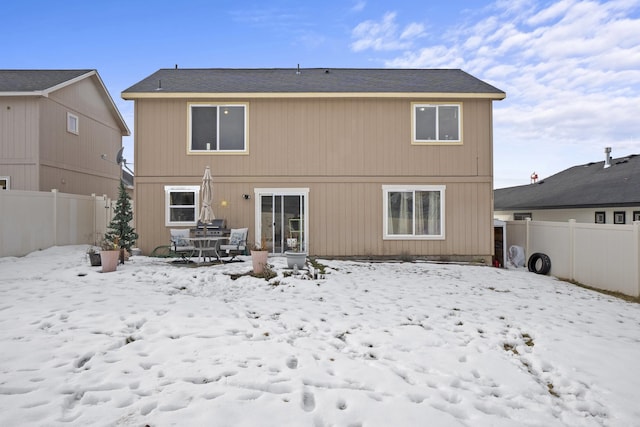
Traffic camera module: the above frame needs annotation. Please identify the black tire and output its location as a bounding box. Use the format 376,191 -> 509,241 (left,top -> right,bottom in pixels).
527,252 -> 551,275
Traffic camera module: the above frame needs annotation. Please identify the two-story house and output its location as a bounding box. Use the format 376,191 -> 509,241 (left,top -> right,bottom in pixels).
0,69 -> 130,198
122,68 -> 505,259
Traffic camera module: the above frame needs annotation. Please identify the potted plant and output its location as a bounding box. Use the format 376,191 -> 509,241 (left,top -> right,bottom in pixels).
100,236 -> 120,273
285,250 -> 307,270
285,230 -> 306,269
87,246 -> 102,267
251,235 -> 269,274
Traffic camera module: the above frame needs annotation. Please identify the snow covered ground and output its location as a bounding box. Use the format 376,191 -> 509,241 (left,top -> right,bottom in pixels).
1,246 -> 639,426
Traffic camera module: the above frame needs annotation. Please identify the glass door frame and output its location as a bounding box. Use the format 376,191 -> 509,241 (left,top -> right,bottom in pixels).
254,188 -> 309,254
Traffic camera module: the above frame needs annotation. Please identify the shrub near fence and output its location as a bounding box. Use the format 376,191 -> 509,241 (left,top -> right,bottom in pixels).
0,189 -> 113,258
506,219 -> 640,298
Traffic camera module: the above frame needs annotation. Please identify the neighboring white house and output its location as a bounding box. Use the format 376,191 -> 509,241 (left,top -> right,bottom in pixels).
494,148 -> 640,224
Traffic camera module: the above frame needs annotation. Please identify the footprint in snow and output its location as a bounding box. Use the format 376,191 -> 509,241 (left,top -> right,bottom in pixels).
286,356 -> 298,369
302,390 -> 315,412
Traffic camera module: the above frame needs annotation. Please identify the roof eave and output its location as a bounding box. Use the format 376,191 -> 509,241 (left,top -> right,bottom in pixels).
0,91 -> 48,97
122,91 -> 507,100
88,71 -> 131,136
1,70 -> 130,136
496,202 -> 640,211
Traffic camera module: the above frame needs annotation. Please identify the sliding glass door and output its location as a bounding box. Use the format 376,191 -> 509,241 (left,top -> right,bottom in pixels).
255,189 -> 308,254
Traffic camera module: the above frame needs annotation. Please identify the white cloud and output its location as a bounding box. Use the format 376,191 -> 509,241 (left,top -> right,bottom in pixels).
527,0 -> 577,25
350,12 -> 425,52
352,1 -> 640,187
351,1 -> 366,13
400,22 -> 426,40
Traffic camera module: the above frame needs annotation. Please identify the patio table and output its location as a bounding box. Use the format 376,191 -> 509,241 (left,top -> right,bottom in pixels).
184,236 -> 228,264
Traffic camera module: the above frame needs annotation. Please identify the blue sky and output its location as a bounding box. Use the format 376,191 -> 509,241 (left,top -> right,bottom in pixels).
3,0 -> 639,188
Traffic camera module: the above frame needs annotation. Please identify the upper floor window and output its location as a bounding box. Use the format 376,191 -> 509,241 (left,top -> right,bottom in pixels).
412,103 -> 461,144
189,103 -> 247,153
383,185 -> 445,239
67,112 -> 79,135
165,185 -> 199,226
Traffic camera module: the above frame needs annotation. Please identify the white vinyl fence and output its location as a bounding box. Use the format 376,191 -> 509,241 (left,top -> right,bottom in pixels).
506,219 -> 640,298
0,189 -> 114,258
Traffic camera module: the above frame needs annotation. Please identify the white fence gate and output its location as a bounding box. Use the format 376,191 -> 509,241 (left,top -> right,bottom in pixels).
506,219 -> 640,298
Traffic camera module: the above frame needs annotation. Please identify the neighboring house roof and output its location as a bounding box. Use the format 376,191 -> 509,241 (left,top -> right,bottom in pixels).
121,169 -> 134,189
0,69 -> 130,136
0,69 -> 93,92
494,154 -> 640,210
122,68 -> 505,99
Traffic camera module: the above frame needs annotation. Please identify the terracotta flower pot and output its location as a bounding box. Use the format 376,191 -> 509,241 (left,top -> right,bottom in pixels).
100,250 -> 119,273
251,250 -> 268,274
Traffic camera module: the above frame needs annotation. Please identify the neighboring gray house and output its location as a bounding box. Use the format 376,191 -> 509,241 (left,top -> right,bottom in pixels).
494,148 -> 640,224
0,69 -> 130,199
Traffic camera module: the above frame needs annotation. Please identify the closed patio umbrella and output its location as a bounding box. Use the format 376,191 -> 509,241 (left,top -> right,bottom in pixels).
199,166 -> 215,224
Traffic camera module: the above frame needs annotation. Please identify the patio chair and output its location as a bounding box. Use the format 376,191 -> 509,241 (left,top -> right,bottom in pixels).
170,228 -> 196,261
220,228 -> 248,262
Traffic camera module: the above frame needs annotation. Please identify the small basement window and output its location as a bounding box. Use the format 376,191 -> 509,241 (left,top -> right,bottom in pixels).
614,211 -> 626,224
514,213 -> 532,220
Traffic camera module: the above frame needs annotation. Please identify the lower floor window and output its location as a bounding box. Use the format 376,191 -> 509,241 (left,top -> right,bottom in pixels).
165,185 -> 199,226
383,185 -> 445,239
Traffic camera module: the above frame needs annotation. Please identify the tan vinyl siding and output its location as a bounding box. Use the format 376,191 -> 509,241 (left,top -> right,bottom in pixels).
136,98 -> 493,178
136,178 -> 493,259
133,96 -> 495,259
1,76 -> 125,198
0,98 -> 40,190
38,83 -> 122,198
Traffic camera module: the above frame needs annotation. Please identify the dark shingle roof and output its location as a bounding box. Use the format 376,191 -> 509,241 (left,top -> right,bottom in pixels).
494,154 -> 640,210
0,70 -> 93,92
122,68 -> 505,96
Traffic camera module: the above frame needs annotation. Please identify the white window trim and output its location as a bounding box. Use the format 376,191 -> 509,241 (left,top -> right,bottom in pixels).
67,112 -> 79,135
164,185 -> 200,226
187,102 -> 248,154
411,102 -> 462,145
0,176 -> 10,190
382,185 -> 446,240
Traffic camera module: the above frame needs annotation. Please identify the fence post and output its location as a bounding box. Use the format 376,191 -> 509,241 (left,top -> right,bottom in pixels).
569,219 -> 576,282
91,193 -> 97,245
525,217 -> 531,260
634,221 -> 640,297
51,189 -> 58,246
